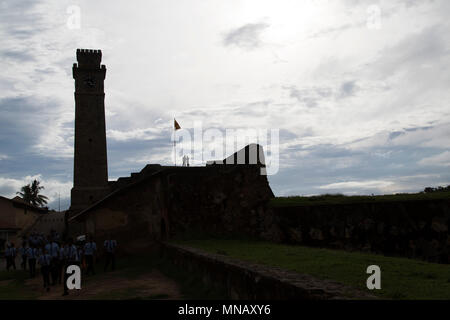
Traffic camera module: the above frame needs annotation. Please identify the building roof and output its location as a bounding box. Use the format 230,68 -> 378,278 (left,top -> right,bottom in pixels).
0,195 -> 48,213
68,144 -> 269,222
69,166 -> 172,221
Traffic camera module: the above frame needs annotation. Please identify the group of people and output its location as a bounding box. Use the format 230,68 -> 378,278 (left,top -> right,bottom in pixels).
182,154 -> 190,167
3,231 -> 117,296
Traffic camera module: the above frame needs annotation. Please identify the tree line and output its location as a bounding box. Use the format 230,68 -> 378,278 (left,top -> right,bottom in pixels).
423,185 -> 450,193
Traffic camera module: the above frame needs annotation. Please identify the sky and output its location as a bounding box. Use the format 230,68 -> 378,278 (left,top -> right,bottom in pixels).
0,0 -> 449,210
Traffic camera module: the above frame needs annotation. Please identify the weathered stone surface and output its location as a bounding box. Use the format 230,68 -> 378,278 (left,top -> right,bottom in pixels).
267,200 -> 450,264
69,163 -> 274,253
70,49 -> 109,211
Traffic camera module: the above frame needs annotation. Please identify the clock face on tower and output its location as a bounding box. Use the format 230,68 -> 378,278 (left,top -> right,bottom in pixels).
83,76 -> 96,88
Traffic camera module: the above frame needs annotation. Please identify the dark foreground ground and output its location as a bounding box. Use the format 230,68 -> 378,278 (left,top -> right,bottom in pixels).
0,252 -> 227,300
1,240 -> 449,300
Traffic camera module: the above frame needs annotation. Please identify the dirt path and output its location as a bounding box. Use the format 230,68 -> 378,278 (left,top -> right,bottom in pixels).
24,269 -> 183,300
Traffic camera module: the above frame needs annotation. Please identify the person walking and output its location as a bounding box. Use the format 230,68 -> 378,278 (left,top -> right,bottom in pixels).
77,244 -> 84,270
19,241 -> 28,270
5,243 -> 17,271
103,236 -> 117,272
84,236 -> 97,276
58,243 -> 67,284
38,249 -> 52,292
63,238 -> 79,296
45,236 -> 60,286
26,245 -> 38,278
5,244 -> 12,271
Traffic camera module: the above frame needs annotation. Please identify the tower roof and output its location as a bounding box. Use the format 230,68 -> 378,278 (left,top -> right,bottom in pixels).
76,48 -> 102,68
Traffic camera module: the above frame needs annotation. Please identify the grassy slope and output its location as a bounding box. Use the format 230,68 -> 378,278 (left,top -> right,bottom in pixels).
270,191 -> 450,207
175,239 -> 450,300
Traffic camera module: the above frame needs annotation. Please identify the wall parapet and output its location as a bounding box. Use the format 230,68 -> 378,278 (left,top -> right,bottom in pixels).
265,199 -> 450,264
160,242 -> 376,300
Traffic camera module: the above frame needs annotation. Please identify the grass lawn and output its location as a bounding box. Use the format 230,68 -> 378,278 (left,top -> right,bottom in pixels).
174,239 -> 450,300
270,191 -> 450,207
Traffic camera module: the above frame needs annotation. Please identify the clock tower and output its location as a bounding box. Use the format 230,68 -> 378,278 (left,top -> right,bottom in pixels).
70,49 -> 109,211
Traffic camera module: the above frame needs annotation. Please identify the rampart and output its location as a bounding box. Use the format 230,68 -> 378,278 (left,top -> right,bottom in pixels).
160,242 -> 375,300
263,199 -> 450,264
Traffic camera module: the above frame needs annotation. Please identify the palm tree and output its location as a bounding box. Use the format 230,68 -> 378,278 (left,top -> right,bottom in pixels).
17,179 -> 48,207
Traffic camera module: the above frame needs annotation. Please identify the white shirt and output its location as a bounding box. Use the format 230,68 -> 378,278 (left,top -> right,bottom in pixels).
26,247 -> 38,259
44,242 -> 59,258
84,242 -> 97,255
38,254 -> 51,266
67,245 -> 79,262
5,247 -> 16,257
104,240 -> 117,253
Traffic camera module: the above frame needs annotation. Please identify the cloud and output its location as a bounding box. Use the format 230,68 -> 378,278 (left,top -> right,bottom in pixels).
0,96 -> 73,159
339,80 -> 358,98
222,22 -> 270,50
0,50 -> 36,62
418,151 -> 450,167
0,174 -> 72,210
283,85 -> 333,108
284,81 -> 357,107
107,127 -> 169,142
315,173 -> 448,195
309,22 -> 360,39
318,180 -> 395,192
0,0 -> 450,201
345,123 -> 450,151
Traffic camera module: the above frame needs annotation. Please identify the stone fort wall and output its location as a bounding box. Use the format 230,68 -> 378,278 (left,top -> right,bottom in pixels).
263,199 -> 450,264
160,242 -> 376,300
69,163 -> 274,254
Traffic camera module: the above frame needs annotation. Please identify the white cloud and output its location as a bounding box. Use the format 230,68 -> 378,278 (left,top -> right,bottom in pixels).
418,151 -> 450,167
0,174 -> 72,206
0,0 -> 449,198
223,21 -> 270,50
107,128 -> 165,142
316,174 -> 445,195
318,180 -> 395,191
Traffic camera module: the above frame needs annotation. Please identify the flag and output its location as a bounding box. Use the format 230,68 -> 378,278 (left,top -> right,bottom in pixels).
174,119 -> 181,130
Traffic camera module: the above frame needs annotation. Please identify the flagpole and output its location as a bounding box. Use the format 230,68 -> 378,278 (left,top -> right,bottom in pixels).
173,118 -> 176,166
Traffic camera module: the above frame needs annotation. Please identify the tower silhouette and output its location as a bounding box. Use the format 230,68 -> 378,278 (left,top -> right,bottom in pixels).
70,49 -> 109,211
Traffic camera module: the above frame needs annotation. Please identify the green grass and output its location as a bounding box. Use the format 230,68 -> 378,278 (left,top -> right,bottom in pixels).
270,191 -> 450,207
174,239 -> 450,300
